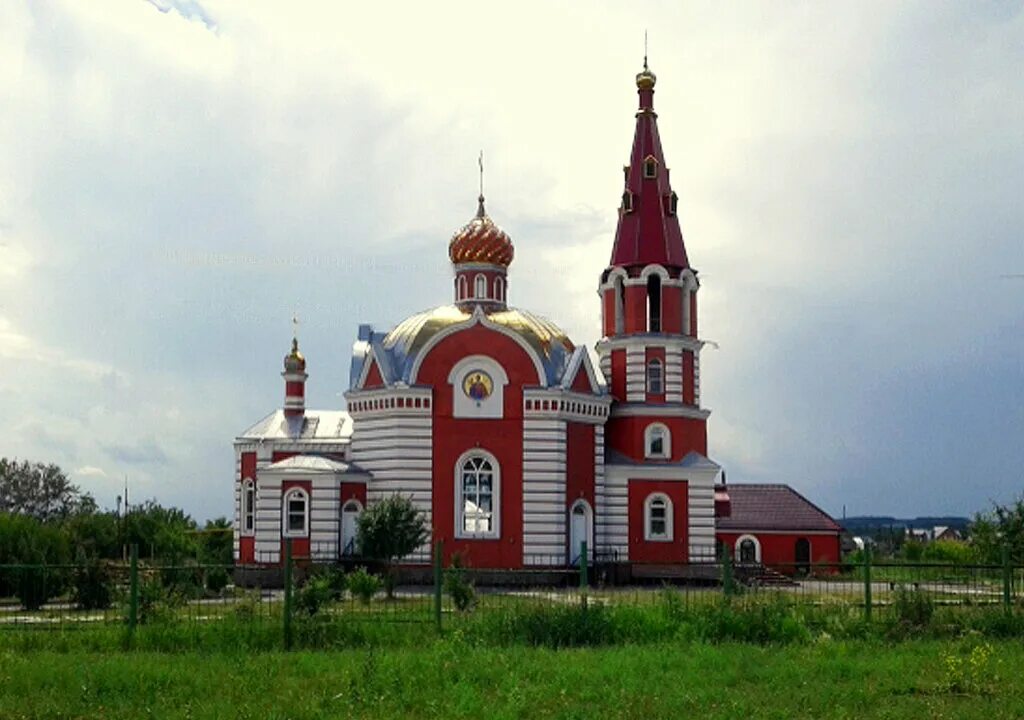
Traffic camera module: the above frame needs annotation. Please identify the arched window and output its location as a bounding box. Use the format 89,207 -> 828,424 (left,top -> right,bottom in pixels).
474,274 -> 487,299
622,190 -> 634,213
282,488 -> 309,537
457,453 -> 499,538
669,191 -> 678,215
241,479 -> 255,535
735,534 -> 761,564
644,493 -> 673,541
646,359 -> 663,395
457,275 -> 468,301
643,156 -> 658,179
644,423 -> 671,459
341,499 -> 362,556
569,500 -> 592,566
493,276 -> 504,302
613,275 -> 625,334
647,274 -> 661,332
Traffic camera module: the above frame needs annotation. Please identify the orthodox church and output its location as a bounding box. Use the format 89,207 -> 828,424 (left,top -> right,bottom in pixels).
232,63 -> 843,573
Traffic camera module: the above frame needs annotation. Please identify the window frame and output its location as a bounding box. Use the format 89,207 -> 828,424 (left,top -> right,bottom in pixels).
643,155 -> 658,179
644,493 -> 673,542
493,276 -> 504,303
644,422 -> 671,459
457,275 -> 468,300
735,534 -> 762,564
474,274 -> 487,299
646,359 -> 664,395
455,451 -> 501,539
281,487 -> 310,538
241,478 -> 256,536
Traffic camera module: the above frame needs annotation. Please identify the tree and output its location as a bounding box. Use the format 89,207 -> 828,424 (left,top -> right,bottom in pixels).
971,497 -> 1024,565
356,494 -> 429,597
0,458 -> 95,521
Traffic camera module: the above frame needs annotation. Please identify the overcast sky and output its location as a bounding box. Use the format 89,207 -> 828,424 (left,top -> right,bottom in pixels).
1,0 -> 1022,522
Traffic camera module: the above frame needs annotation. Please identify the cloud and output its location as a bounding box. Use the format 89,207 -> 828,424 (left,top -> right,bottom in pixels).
74,465 -> 107,477
101,440 -> 170,467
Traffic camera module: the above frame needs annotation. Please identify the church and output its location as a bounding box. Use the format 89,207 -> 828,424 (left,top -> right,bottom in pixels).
232,62 -> 843,574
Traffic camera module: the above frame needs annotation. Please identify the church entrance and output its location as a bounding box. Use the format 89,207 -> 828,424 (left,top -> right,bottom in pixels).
341,500 -> 362,556
568,500 -> 592,566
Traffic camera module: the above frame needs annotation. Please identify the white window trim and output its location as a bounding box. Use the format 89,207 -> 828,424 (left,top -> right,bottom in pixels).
340,499 -> 363,555
643,493 -> 673,542
646,359 -> 664,395
643,154 -> 658,178
455,449 -> 501,540
241,478 -> 255,537
474,273 -> 487,299
457,275 -> 468,300
281,487 -> 310,538
644,422 -> 671,459
493,276 -> 504,302
568,499 -> 593,562
735,534 -> 762,564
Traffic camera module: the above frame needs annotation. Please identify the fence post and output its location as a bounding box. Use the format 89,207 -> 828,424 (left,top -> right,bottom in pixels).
1003,545 -> 1012,612
128,544 -> 139,634
580,541 -> 588,610
433,539 -> 443,634
283,538 -> 293,651
722,545 -> 734,600
863,547 -> 873,623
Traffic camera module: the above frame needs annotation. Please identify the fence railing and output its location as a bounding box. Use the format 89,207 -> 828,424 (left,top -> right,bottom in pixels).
1,543 -> 1021,650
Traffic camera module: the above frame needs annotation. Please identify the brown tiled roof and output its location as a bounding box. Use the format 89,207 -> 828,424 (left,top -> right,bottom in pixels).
717,484 -> 842,533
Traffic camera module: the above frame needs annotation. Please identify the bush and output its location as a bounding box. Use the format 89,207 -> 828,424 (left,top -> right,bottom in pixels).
14,566 -> 55,611
347,567 -> 381,605
296,575 -> 334,617
892,585 -> 934,628
73,557 -> 114,610
137,575 -> 184,624
204,566 -> 231,595
444,553 -> 476,612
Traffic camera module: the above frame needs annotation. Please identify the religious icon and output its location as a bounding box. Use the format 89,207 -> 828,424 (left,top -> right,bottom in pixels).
462,370 -> 493,401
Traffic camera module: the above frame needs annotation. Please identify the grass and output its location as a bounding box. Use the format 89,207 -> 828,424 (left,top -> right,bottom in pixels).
1,640 -> 1023,718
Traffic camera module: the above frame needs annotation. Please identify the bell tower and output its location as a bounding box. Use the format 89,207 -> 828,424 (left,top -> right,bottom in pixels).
596,61 -> 709,464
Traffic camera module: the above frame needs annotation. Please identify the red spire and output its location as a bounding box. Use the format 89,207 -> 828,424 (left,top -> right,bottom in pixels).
609,63 -> 689,270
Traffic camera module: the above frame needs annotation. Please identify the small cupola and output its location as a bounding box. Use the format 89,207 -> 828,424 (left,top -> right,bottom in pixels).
282,335 -> 307,418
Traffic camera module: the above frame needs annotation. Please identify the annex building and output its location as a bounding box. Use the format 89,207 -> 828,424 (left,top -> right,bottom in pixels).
232,63 -> 843,574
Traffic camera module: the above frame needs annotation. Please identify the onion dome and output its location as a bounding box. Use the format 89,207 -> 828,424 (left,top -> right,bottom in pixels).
448,196 -> 514,267
636,65 -> 656,90
283,337 -> 306,373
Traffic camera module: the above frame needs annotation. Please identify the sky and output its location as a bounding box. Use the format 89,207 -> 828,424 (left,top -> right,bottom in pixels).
1,0 -> 1022,522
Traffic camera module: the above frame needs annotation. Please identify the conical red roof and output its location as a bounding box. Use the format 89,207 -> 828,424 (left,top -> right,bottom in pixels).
609,65 -> 689,270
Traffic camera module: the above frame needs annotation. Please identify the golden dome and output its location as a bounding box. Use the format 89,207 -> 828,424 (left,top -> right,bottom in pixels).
283,337 -> 306,373
636,66 -> 656,90
448,196 -> 515,267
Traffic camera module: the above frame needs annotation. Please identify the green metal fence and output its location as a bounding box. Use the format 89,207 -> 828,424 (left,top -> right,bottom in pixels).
1,540 -> 1020,650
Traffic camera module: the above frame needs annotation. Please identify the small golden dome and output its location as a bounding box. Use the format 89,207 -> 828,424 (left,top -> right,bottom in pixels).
284,337 -> 306,373
448,196 -> 515,267
636,66 -> 657,90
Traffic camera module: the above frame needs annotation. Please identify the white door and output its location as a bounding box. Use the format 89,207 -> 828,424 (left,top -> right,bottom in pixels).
569,502 -> 590,565
341,502 -> 361,556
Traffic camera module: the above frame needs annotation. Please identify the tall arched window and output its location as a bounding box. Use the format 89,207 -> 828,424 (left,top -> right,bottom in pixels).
613,275 -> 625,334
644,493 -> 673,541
646,359 -> 663,395
457,275 -> 468,300
241,479 -> 255,535
474,274 -> 487,299
644,423 -> 671,459
493,276 -> 504,302
282,488 -> 309,537
647,274 -> 661,332
735,534 -> 761,564
457,453 -> 499,538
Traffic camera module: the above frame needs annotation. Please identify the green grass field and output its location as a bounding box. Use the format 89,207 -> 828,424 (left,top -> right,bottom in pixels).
1,640 -> 1022,719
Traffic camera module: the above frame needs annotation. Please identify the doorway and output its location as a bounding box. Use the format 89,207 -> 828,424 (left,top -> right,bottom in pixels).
341,500 -> 363,557
795,538 -> 811,575
568,500 -> 592,566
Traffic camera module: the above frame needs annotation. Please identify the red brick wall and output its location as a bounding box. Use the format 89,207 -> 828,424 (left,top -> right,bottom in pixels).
628,480 -> 689,563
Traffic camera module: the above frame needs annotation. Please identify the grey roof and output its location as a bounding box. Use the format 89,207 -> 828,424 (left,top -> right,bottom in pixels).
236,410 -> 353,442
605,449 -> 722,471
717,484 -> 842,533
350,305 -> 584,390
264,455 -> 363,474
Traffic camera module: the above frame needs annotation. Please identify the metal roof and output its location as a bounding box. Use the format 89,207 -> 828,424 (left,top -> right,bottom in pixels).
264,455 -> 361,474
236,409 -> 353,442
716,484 -> 842,533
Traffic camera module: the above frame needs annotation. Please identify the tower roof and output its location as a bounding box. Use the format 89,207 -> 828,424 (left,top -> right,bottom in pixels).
609,62 -> 689,270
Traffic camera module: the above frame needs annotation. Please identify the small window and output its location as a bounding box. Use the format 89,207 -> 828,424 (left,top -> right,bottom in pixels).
737,536 -> 760,564
242,479 -> 255,534
458,454 -> 498,537
622,191 -> 634,213
646,359 -> 663,395
643,156 -> 657,179
474,274 -> 487,299
282,488 -> 309,537
493,277 -> 504,302
645,423 -> 671,459
647,274 -> 662,332
669,192 -> 678,215
457,275 -> 468,300
644,493 -> 673,541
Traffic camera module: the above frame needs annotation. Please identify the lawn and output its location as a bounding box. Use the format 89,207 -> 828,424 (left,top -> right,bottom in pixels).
1,640 -> 1022,719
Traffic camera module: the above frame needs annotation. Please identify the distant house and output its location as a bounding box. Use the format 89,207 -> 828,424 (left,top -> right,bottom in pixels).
932,526 -> 962,542
715,484 -> 844,574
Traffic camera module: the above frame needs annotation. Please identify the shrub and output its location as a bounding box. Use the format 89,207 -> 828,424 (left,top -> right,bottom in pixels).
204,566 -> 231,595
73,557 -> 114,610
14,565 -> 54,611
137,575 -> 184,624
444,553 -> 476,612
892,585 -> 934,628
347,567 -> 382,605
296,575 -> 334,617
356,495 -> 428,598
